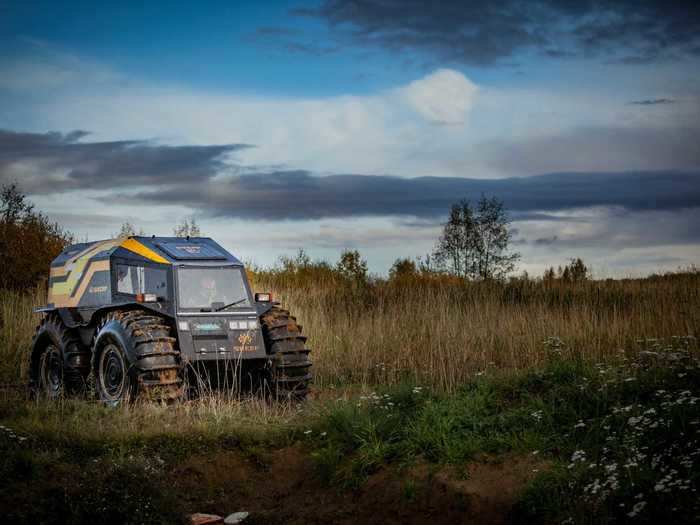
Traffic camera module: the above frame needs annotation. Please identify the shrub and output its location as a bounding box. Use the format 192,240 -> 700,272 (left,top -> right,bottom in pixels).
0,184 -> 73,290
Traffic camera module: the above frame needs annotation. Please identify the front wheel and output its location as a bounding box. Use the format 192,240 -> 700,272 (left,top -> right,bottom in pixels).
92,310 -> 183,406
95,341 -> 132,405
260,306 -> 312,400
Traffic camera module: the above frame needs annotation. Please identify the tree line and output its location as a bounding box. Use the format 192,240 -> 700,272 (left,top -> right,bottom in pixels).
1,183 -> 590,290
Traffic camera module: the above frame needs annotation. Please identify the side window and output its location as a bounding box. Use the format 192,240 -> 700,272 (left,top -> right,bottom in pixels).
116,264 -> 168,298
144,266 -> 168,297
116,264 -> 140,295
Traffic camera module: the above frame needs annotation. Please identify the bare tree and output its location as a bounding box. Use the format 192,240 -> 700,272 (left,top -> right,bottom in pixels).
115,222 -> 143,238
417,253 -> 438,274
433,196 -> 519,280
473,196 -> 520,280
173,217 -> 202,238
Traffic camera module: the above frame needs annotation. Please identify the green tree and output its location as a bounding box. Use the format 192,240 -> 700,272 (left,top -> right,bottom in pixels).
433,196 -> 520,280
336,249 -> 368,282
279,249 -> 312,273
543,267 -> 556,282
433,200 -> 475,278
389,257 -> 417,280
558,258 -> 590,282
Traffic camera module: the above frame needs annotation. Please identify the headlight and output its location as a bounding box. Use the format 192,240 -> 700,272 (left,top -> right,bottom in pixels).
228,320 -> 258,330
177,321 -> 189,331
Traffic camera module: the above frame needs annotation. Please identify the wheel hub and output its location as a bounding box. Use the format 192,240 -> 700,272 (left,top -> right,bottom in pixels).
100,344 -> 126,400
40,345 -> 62,396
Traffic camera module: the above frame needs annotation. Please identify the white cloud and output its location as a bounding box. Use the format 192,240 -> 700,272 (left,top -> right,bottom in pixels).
1,45 -> 698,276
3,47 -> 695,181
0,47 -> 483,177
398,68 -> 478,125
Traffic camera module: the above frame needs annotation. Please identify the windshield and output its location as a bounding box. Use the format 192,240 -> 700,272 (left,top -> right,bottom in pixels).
177,267 -> 251,310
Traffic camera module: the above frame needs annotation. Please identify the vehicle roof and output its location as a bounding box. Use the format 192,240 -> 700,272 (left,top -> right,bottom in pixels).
51,236 -> 243,267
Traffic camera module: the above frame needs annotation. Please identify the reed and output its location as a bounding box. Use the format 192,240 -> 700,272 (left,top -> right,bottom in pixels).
251,268 -> 700,392
1,268 -> 698,392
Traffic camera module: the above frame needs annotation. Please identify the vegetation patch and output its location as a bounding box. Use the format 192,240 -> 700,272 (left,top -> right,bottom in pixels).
0,335 -> 698,522
300,337 -> 700,522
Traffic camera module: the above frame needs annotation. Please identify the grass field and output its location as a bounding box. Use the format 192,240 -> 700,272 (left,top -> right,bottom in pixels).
253,266 -> 700,390
1,268 -> 699,523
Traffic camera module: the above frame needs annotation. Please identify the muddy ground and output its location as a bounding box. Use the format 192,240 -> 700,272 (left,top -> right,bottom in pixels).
172,446 -> 545,524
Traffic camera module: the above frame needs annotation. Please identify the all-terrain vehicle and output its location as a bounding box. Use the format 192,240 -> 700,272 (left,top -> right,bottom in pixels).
30,236 -> 311,404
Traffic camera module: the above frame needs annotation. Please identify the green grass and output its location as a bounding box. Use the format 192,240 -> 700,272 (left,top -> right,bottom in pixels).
298,336 -> 700,522
1,326 -> 698,522
0,393 -> 306,524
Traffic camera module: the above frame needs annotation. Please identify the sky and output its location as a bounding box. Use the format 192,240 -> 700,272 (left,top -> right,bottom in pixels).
1,0 -> 699,276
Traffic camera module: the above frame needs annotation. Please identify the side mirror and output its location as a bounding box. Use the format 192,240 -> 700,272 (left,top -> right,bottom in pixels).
255,292 -> 272,302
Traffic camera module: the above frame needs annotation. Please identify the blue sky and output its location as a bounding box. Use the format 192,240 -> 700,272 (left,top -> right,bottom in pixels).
1,1 -> 417,96
1,0 -> 699,275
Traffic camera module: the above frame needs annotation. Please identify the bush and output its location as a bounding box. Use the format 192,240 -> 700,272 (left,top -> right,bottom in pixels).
0,184 -> 72,290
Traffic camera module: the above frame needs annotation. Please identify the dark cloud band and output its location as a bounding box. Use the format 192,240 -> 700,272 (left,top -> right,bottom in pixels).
129,169 -> 700,221
629,99 -> 676,105
2,129 -> 698,222
0,129 -> 251,194
295,0 -> 700,65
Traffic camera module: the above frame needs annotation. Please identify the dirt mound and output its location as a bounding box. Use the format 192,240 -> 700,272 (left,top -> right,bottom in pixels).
173,447 -> 545,524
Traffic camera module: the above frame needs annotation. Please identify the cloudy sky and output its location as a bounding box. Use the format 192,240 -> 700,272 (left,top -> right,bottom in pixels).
1,1 -> 699,276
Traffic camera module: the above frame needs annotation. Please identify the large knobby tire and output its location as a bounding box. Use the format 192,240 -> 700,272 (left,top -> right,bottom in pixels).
260,306 -> 312,400
92,309 -> 183,406
30,314 -> 89,398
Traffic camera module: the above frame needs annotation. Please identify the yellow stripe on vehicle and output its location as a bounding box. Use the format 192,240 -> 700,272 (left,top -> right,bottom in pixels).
50,239 -> 120,295
49,260 -> 111,307
120,238 -> 170,264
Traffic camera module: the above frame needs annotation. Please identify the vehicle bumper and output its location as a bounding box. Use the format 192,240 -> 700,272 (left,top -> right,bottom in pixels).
175,313 -> 267,362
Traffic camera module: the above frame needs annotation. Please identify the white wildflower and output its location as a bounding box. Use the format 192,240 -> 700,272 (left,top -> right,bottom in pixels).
627,501 -> 646,518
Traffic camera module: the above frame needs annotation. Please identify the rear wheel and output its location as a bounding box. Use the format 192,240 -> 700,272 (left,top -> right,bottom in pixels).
260,306 -> 312,400
38,344 -> 63,399
93,309 -> 183,406
30,314 -> 88,398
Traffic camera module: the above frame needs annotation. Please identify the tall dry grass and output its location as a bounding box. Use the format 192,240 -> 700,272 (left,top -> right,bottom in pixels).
0,286 -> 42,383
1,270 -> 698,392
252,269 -> 700,392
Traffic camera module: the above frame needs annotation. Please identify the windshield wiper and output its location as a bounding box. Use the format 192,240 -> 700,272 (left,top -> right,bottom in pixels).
215,298 -> 248,311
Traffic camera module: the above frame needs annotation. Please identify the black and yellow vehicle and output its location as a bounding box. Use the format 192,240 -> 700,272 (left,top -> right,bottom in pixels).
30,236 -> 311,404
